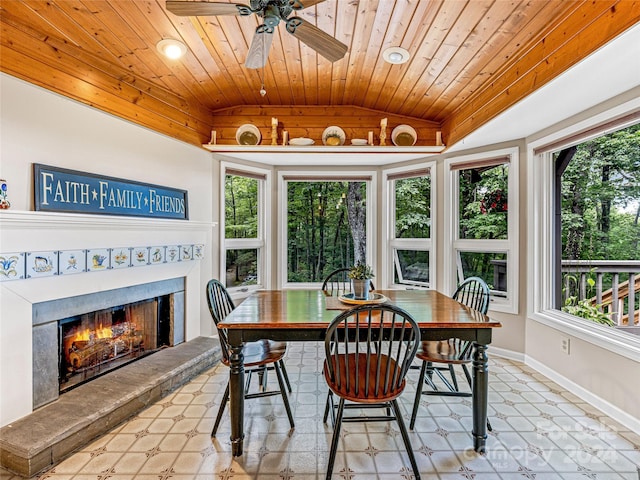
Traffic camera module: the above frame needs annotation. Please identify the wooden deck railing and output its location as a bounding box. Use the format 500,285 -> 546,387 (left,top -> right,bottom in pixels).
561,260 -> 640,326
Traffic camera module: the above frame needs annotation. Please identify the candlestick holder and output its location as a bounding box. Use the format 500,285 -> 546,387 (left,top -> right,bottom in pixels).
380,118 -> 388,146
271,118 -> 278,145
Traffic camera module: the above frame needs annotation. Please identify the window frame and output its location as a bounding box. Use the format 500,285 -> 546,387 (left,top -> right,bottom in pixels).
277,171 -> 376,289
220,162 -> 272,294
528,99 -> 640,362
444,147 -> 519,313
381,162 -> 436,289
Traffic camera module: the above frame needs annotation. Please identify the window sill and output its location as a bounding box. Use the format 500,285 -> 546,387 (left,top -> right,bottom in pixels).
530,309 -> 640,362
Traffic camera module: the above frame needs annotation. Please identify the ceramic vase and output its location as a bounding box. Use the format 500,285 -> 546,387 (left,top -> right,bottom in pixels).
0,179 -> 10,209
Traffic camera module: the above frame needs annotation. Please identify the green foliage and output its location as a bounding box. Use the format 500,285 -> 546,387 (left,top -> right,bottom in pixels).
459,164 -> 509,240
395,176 -> 430,238
225,175 -> 258,238
562,296 -> 614,327
561,123 -> 640,261
348,261 -> 374,279
286,181 -> 366,282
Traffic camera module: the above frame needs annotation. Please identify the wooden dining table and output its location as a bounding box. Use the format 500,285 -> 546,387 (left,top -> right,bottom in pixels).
217,289 -> 502,456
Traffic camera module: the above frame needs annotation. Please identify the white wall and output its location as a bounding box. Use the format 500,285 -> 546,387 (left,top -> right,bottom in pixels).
0,74 -> 216,426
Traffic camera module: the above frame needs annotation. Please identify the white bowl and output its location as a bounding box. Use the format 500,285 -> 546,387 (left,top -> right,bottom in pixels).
391,124 -> 417,146
235,124 -> 261,145
289,137 -> 315,146
351,138 -> 368,146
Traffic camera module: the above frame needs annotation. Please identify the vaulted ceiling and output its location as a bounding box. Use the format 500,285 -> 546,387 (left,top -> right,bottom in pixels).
1,1 -> 638,149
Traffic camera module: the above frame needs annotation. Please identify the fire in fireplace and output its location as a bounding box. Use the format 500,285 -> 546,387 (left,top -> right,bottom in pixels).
58,295 -> 171,392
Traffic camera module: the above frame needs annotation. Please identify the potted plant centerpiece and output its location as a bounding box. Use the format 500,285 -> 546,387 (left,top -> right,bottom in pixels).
348,262 -> 375,300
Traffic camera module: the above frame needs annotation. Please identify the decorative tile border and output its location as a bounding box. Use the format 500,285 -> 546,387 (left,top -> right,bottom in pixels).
87,248 -> 110,272
0,244 -> 204,282
58,250 -> 86,275
166,245 -> 180,263
149,246 -> 165,265
0,252 -> 25,280
132,247 -> 149,267
26,251 -> 59,278
111,248 -> 131,269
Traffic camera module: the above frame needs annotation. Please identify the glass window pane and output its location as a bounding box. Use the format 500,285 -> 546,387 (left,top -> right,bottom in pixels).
458,251 -> 507,296
458,164 -> 509,240
226,249 -> 258,288
225,175 -> 258,239
394,249 -> 429,286
557,123 -> 640,326
287,181 -> 366,283
395,176 -> 431,238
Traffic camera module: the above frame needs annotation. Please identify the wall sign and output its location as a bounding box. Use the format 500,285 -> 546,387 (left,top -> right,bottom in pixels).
34,164 -> 188,219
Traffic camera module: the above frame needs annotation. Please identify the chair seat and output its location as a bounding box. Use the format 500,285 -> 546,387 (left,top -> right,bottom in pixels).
221,340 -> 287,368
323,353 -> 405,403
415,340 -> 470,364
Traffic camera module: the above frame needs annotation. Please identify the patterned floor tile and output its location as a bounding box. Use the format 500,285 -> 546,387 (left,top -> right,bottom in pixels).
1,346 -> 639,480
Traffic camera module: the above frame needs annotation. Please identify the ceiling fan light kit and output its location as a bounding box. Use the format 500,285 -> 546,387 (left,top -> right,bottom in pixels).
166,0 -> 348,69
383,46 -> 410,65
156,38 -> 187,59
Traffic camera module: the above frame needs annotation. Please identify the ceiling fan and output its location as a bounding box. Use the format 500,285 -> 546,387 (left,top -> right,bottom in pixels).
166,0 -> 348,69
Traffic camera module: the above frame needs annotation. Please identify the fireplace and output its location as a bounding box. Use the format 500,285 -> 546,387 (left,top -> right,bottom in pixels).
58,296 -> 171,393
33,278 -> 185,409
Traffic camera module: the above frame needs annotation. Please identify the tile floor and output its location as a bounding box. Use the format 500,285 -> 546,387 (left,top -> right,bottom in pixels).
2,342 -> 639,480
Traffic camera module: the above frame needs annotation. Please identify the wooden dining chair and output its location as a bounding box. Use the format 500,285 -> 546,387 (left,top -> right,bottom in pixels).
323,304 -> 422,480
321,267 -> 375,296
409,276 -> 492,430
205,279 -> 294,436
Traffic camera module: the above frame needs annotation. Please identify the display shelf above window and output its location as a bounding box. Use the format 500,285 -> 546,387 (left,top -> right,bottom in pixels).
203,144 -> 445,166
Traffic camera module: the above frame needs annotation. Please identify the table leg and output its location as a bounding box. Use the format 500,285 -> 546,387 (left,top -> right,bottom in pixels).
472,342 -> 488,453
228,342 -> 245,456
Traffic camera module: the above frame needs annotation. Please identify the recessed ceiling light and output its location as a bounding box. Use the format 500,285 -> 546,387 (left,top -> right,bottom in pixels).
156,38 -> 187,60
383,46 -> 410,65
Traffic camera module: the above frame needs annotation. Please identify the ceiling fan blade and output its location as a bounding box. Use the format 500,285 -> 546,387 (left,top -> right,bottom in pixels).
286,18 -> 347,62
166,1 -> 251,17
290,0 -> 326,9
245,26 -> 274,69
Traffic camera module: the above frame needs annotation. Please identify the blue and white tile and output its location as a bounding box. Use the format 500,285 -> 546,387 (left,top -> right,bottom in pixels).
149,246 -> 165,265
166,245 -> 181,263
180,245 -> 193,261
111,247 -> 131,269
58,250 -> 86,275
132,247 -> 150,267
87,248 -> 110,271
193,244 -> 205,259
26,250 -> 58,277
0,252 -> 25,281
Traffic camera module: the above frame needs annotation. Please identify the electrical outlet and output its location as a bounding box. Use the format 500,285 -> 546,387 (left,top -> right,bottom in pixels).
561,337 -> 570,355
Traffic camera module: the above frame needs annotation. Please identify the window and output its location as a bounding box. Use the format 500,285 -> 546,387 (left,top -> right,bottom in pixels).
383,164 -> 435,289
278,173 -> 374,288
555,124 -> 639,329
222,164 -> 270,292
529,104 -> 640,360
445,148 -> 519,312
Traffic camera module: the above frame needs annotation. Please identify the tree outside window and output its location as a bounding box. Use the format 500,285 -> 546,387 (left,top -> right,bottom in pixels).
447,149 -> 518,313
286,180 -> 367,283
224,170 -> 266,289
557,123 -> 640,327
387,168 -> 433,288
456,161 -> 510,295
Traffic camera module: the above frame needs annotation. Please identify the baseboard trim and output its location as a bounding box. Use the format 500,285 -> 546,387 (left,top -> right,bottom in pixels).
489,346 -> 525,363
525,355 -> 640,434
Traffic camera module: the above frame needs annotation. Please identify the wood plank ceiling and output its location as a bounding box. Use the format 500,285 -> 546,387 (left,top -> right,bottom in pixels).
1,0 -> 638,149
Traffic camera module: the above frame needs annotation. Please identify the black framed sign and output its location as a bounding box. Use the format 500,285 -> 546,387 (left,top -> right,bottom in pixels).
34,164 -> 188,220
